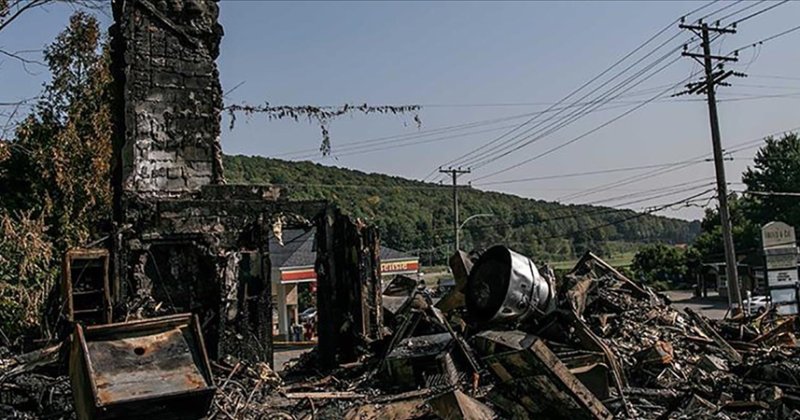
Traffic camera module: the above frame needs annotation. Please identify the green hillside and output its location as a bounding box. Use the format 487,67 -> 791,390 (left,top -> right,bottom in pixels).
223,155 -> 701,264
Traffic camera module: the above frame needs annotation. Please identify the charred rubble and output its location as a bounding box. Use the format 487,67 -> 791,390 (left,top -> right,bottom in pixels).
227,247 -> 800,419
4,1 -> 800,419
6,245 -> 800,419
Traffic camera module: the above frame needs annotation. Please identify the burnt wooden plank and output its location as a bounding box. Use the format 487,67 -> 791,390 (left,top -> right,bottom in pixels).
483,337 -> 612,420
685,307 -> 742,364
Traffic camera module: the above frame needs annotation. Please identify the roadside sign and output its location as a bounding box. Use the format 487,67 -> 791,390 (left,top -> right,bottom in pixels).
770,287 -> 797,304
768,270 -> 799,287
775,302 -> 799,315
762,222 -> 799,317
762,221 -> 796,249
765,250 -> 798,270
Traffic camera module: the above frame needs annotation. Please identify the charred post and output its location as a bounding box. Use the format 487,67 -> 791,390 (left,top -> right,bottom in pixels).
315,207 -> 384,368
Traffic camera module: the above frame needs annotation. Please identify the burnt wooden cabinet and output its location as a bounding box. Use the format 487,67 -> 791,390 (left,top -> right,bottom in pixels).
62,249 -> 112,325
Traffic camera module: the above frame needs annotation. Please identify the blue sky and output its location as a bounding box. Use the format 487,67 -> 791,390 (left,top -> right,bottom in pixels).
3,1 -> 800,220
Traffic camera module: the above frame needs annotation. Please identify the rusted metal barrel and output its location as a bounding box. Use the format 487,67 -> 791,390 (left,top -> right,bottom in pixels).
465,245 -> 553,324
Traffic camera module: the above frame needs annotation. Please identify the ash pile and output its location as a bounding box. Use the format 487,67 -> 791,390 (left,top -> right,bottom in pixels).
4,247 -> 800,419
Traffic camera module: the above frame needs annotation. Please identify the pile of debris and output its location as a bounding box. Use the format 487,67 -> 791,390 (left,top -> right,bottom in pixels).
4,246 -> 800,419
259,246 -> 800,419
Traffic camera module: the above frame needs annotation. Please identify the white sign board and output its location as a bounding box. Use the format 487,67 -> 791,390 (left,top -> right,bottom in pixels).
766,251 -> 799,270
770,287 -> 797,304
768,270 -> 799,287
776,302 -> 799,315
762,221 -> 796,249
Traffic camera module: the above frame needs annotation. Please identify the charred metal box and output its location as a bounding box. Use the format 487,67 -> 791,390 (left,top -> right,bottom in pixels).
69,314 -> 216,420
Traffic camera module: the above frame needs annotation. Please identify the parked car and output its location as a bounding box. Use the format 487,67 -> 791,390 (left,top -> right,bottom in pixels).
299,306 -> 317,322
734,295 -> 771,314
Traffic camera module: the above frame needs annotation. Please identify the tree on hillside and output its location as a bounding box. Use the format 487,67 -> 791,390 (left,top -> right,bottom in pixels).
692,194 -> 761,263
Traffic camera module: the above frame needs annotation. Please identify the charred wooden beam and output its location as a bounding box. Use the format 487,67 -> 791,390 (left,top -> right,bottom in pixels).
315,207 -> 384,368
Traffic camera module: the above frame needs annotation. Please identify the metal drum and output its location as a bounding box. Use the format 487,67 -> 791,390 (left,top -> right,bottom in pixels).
466,245 -> 553,324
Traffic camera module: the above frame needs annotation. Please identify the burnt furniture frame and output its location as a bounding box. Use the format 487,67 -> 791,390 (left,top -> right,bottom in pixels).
62,249 -> 112,325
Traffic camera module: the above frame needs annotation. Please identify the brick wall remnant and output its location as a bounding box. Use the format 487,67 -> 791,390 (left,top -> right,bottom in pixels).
112,0 -> 225,200
109,0 -> 386,368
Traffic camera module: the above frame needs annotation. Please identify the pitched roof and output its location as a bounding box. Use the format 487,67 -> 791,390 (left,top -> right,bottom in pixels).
268,228 -> 416,269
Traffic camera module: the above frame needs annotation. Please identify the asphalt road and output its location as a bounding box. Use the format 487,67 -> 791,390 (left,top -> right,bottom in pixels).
274,346 -> 314,372
665,289 -> 730,320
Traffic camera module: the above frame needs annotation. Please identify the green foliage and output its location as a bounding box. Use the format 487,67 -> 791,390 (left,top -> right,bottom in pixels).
0,11 -> 111,249
742,133 -> 800,229
693,132 -> 800,263
224,155 -> 700,264
0,11 -> 111,341
692,194 -> 761,262
0,211 -> 57,341
631,243 -> 699,288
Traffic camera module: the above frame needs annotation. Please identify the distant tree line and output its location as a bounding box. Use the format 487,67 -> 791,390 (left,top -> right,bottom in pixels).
224,155 -> 701,265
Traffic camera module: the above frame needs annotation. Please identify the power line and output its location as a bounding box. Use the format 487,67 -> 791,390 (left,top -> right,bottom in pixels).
559,160 -> 705,202
432,183 -> 716,237
273,85 -> 690,167
730,22 -> 800,55
741,190 -> 800,197
714,0 -> 766,24
537,189 -> 716,241
426,2 -> 717,181
455,35 -> 696,173
236,128 -> 798,194
303,124 -> 520,161
555,125 -> 800,202
278,111 -> 542,159
432,2 -> 729,183
439,1 -> 780,180
470,64 -> 698,181
697,0 -> 743,22
287,93 -> 696,161
581,179 -> 716,207
472,158 -> 712,187
749,74 -> 800,82
295,92 -> 800,162
728,0 -> 790,26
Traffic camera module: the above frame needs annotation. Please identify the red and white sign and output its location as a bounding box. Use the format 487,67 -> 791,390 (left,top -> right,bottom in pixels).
279,259 -> 419,284
280,268 -> 316,283
380,259 -> 419,275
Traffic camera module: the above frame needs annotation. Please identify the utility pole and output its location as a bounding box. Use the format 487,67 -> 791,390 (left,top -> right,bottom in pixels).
679,20 -> 744,315
440,167 -> 471,252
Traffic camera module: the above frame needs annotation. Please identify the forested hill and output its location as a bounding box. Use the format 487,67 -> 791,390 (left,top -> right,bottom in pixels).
223,155 -> 701,263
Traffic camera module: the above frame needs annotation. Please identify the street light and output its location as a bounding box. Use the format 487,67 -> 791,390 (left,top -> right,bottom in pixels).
457,213 -> 494,251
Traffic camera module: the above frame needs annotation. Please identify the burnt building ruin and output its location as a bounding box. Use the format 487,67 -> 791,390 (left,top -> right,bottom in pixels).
107,0 -> 382,366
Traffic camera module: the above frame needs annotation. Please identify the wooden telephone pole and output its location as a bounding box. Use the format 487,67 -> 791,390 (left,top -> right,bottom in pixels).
679,20 -> 744,315
439,167 -> 471,252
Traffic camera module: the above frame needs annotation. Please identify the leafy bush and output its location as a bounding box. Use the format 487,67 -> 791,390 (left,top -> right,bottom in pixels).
0,211 -> 57,341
